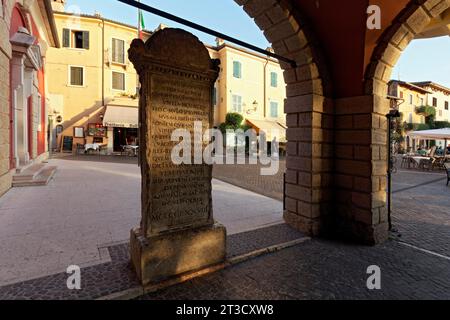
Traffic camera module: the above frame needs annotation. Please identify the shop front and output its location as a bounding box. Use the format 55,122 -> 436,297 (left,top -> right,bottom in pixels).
102,98 -> 139,154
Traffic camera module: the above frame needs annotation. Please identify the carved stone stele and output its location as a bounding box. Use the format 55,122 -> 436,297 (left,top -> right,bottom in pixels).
128,28 -> 226,285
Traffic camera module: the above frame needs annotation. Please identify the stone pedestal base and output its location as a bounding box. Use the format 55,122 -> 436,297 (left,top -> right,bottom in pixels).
130,223 -> 226,285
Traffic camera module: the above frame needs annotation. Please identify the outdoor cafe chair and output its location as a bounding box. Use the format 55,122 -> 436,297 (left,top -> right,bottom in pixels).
432,157 -> 446,171
445,163 -> 450,186
420,157 -> 435,171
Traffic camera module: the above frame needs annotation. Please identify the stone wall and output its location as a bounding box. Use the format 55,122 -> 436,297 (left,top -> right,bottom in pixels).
0,0 -> 13,197
236,0 -> 450,244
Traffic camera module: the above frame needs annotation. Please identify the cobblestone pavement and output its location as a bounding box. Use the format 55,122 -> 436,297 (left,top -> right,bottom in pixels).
139,238 -> 450,300
213,160 -> 450,259
0,224 -> 306,300
0,158 -> 282,286
213,157 -> 285,201
392,169 -> 450,257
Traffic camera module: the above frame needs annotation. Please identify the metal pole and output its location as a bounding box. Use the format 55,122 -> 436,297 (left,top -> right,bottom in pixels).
117,0 -> 297,67
387,116 -> 392,231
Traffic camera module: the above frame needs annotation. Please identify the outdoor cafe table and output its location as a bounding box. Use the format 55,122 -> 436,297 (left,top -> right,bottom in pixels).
85,143 -> 101,152
411,156 -> 431,168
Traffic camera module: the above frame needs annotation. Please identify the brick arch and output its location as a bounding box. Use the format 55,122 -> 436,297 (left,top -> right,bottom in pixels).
234,0 -> 334,237
355,0 -> 450,243
365,0 -> 450,96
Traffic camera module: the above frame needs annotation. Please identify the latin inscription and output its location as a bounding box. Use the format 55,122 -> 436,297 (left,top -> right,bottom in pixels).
147,74 -> 212,234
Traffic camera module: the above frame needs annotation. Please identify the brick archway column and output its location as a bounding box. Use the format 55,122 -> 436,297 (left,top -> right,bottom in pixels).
360,0 -> 450,243
235,0 -> 334,236
334,95 -> 389,244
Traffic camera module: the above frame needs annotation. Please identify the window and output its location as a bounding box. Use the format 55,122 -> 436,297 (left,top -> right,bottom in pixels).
63,29 -> 89,49
233,61 -> 242,79
69,66 -> 84,86
112,72 -> 125,91
400,91 -> 404,99
270,101 -> 279,118
409,94 -> 413,105
420,98 -> 424,106
270,72 -> 278,87
232,95 -> 242,113
408,113 -> 412,123
433,97 -> 438,107
112,38 -> 125,64
439,110 -> 443,117
445,101 -> 449,110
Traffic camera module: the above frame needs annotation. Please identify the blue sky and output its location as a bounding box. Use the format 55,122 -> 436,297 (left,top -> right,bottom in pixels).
66,0 -> 450,88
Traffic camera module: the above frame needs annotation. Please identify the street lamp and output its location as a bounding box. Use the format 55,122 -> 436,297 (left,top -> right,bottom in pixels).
386,108 -> 401,231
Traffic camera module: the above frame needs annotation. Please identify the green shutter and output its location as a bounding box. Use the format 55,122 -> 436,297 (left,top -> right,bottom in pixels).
270,102 -> 278,117
82,31 -> 90,49
271,72 -> 278,87
63,28 -> 70,47
233,61 -> 241,79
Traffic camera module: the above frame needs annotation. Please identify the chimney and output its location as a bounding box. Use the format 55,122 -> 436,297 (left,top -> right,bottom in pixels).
51,0 -> 66,12
216,38 -> 225,47
155,24 -> 168,32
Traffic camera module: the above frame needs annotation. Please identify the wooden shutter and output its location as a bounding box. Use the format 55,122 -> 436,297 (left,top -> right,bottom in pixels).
82,31 -> 90,49
63,29 -> 70,47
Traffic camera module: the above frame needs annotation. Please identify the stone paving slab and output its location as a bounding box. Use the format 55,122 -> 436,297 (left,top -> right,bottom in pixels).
0,223 -> 306,300
392,170 -> 450,257
0,158 -> 283,286
139,239 -> 450,300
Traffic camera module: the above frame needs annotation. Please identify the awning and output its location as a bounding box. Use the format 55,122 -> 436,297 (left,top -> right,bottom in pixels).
103,98 -> 139,128
246,119 -> 287,143
408,128 -> 450,140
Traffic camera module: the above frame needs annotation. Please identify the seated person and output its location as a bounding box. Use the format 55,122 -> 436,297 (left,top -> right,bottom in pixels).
417,147 -> 427,156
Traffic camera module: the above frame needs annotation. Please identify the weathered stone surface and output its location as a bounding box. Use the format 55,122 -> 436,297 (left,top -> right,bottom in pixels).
130,224 -> 226,285
128,28 -> 225,284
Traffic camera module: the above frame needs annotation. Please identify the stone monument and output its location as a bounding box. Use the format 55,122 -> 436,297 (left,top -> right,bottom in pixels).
128,28 -> 226,285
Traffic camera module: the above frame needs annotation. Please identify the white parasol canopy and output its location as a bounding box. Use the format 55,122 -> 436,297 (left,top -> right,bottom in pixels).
408,128 -> 450,140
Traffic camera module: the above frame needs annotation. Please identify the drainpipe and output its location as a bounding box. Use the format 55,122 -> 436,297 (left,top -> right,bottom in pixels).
263,58 -> 269,118
102,18 -> 105,107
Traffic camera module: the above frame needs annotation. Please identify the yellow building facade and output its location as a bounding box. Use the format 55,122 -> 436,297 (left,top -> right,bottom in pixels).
46,10 -> 150,153
388,80 -> 429,125
208,41 -> 286,134
46,8 -> 287,153
412,81 -> 450,122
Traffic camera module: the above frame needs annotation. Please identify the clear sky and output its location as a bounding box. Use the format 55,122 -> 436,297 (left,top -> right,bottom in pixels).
66,0 -> 450,88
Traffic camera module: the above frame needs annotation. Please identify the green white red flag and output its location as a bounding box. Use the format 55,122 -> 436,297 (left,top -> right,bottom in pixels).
138,5 -> 145,39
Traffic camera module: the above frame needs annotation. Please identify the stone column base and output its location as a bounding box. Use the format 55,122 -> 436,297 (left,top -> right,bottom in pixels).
130,223 -> 227,285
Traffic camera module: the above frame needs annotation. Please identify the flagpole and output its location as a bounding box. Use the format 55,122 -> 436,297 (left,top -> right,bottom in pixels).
137,0 -> 141,39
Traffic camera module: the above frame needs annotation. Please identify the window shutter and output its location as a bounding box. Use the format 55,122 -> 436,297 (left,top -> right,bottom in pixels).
112,39 -> 117,63
82,31 -> 90,49
271,72 -> 278,87
118,40 -> 124,63
233,62 -> 241,79
63,29 -> 70,47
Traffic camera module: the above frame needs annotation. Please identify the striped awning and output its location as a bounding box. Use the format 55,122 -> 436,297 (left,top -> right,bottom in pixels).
246,119 -> 287,143
103,98 -> 138,128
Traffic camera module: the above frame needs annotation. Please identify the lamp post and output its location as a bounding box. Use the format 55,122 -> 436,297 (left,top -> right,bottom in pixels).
386,109 -> 401,231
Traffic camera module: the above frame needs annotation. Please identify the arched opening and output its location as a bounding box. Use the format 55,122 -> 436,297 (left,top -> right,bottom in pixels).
364,0 -> 450,251
235,0 -> 333,237
0,0 -> 333,293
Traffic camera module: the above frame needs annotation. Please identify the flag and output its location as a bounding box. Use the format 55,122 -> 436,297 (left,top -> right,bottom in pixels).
138,10 -> 145,39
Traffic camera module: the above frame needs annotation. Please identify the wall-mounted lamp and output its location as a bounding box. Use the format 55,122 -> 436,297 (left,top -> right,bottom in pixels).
247,100 -> 258,114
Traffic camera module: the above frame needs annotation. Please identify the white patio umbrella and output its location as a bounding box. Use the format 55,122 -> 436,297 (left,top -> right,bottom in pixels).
408,128 -> 450,154
408,128 -> 450,140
